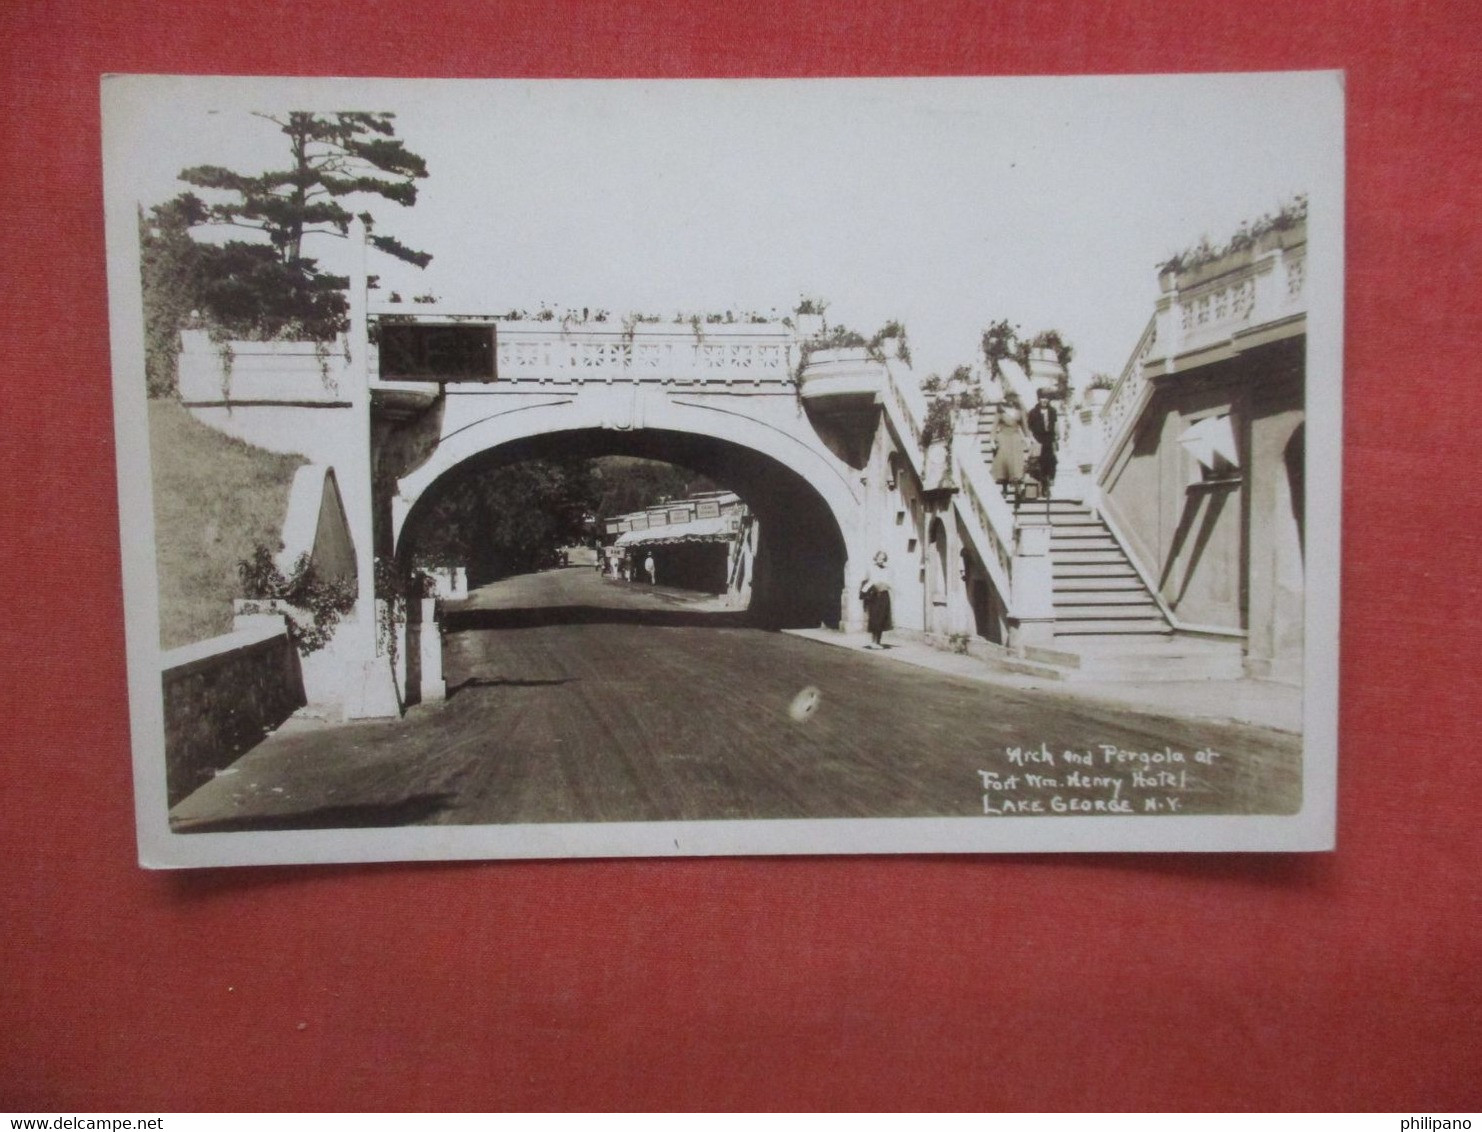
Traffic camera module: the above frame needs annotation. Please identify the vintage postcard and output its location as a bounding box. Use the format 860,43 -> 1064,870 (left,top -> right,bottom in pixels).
103,73 -> 1343,866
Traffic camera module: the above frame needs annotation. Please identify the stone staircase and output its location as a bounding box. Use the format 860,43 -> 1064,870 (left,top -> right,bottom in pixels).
957,396 -> 1244,681
1040,500 -> 1170,641
1007,498 -> 1245,681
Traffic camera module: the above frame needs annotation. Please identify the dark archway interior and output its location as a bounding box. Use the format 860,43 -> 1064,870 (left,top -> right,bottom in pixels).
397,427 -> 848,629
1284,422 -> 1305,565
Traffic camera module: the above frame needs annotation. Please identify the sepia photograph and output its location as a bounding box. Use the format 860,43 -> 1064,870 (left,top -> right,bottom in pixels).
103,72 -> 1343,865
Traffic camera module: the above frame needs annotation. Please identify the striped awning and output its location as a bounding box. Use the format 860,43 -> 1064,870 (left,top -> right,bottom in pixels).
613,515 -> 735,548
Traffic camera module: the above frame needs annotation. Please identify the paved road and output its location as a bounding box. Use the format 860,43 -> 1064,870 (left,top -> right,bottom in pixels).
171,568 -> 1302,831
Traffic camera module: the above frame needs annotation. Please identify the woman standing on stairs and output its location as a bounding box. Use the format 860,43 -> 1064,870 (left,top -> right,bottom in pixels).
991,398 -> 1028,498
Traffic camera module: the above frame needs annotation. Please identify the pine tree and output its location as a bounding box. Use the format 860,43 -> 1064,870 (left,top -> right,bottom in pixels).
161,111 -> 431,341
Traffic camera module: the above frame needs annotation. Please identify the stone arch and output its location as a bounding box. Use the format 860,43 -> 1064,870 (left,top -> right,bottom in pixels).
391,396 -> 861,629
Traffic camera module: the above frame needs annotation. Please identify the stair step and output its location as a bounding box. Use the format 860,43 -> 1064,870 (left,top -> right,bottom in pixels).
1053,652 -> 1244,681
1004,498 -> 1174,641
1055,601 -> 1164,618
1050,533 -> 1121,548
1054,575 -> 1149,592
1051,549 -> 1128,564
1053,590 -> 1163,607
1054,618 -> 1171,635
1054,563 -> 1140,579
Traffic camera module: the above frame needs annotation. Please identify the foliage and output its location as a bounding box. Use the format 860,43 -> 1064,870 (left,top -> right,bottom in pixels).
189,229 -> 352,342
1158,194 -> 1308,275
868,320 -> 912,366
139,200 -> 208,398
373,556 -> 436,667
980,319 -> 1019,378
919,369 -> 984,447
408,457 -> 722,584
794,323 -> 869,383
155,111 -> 431,346
236,545 -> 357,655
979,320 -> 1074,400
150,401 -> 305,648
621,312 -> 663,341
556,307 -> 611,328
813,325 -> 868,350
405,457 -> 601,586
592,457 -> 719,520
373,556 -> 436,603
1028,329 -> 1074,369
794,295 -> 829,316
178,112 -> 429,268
921,398 -> 955,447
1086,372 -> 1117,392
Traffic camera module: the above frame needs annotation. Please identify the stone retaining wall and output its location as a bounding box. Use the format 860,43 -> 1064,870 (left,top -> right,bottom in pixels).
161,623 -> 306,806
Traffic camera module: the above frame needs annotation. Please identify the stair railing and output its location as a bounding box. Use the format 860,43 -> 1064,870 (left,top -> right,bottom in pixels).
879,361 -> 1016,607
879,358 -> 928,473
1094,314 -> 1159,476
950,438 -> 1015,601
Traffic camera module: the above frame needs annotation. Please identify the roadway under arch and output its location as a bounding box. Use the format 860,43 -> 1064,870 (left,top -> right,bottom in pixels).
394,426 -> 850,629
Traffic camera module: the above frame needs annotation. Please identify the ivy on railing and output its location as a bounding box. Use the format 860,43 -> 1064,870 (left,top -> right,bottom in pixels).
374,556 -> 436,671
236,546 -> 357,656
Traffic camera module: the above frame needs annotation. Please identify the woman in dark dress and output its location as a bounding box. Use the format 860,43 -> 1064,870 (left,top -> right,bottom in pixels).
861,550 -> 892,649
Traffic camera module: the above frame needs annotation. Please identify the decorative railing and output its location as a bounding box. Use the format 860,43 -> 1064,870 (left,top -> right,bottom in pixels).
371,319 -> 796,385
951,444 -> 1015,596
498,330 -> 792,383
1171,240 -> 1305,357
1283,246 -> 1307,300
880,362 -> 926,466
1095,235 -> 1307,480
1178,275 -> 1257,335
1098,315 -> 1158,453
878,361 -> 1015,599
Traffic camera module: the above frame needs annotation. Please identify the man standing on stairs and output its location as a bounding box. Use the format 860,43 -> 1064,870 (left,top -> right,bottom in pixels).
1028,388 -> 1059,503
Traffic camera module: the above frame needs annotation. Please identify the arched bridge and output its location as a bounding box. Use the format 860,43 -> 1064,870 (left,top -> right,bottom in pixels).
373,316 -> 877,629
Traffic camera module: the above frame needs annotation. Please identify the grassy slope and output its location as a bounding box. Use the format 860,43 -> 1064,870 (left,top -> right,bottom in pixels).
150,401 -> 305,649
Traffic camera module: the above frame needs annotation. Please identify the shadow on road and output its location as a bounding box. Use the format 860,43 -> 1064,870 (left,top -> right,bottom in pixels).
172,792 -> 458,834
443,604 -> 752,632
446,675 -> 579,699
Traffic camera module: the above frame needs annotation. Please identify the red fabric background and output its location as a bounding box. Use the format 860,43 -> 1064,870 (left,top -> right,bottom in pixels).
2,0 -> 1478,1112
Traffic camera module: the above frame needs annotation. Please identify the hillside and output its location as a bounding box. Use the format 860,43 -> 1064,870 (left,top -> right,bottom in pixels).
149,401 -> 305,649
591,456 -> 719,518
